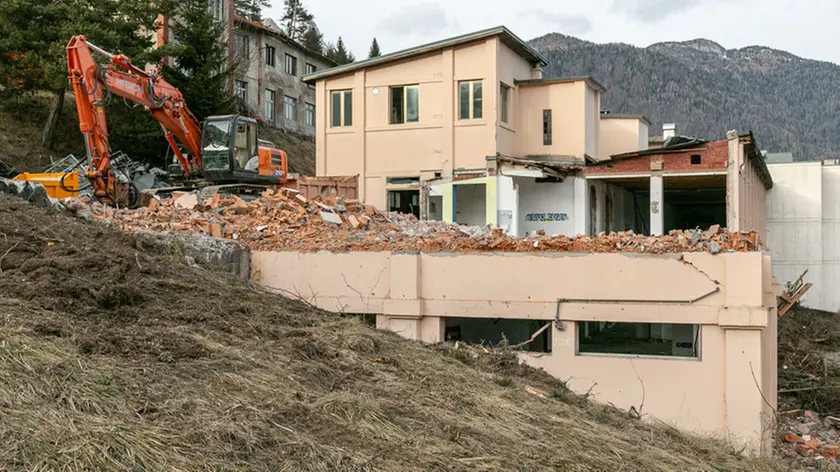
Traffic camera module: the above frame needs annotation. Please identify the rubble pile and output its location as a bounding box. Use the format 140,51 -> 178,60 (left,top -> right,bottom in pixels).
779,410 -> 840,467
70,189 -> 763,254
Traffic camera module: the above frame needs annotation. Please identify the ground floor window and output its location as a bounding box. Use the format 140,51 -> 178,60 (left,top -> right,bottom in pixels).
445,317 -> 551,353
577,321 -> 700,358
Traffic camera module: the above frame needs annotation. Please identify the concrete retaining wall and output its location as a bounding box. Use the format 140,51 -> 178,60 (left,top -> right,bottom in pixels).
252,249 -> 778,453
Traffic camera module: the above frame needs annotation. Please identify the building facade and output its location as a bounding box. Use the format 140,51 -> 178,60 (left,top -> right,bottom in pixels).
159,0 -> 335,138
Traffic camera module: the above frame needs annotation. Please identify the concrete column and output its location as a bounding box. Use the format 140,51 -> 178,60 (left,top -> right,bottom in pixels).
496,176 -> 518,236
441,49 -> 455,177
650,174 -> 664,235
574,177 -> 587,236
419,316 -> 445,343
724,328 -> 767,453
650,323 -> 663,340
727,130 -> 742,232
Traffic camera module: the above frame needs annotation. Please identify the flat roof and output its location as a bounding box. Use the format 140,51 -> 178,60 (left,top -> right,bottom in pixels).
600,114 -> 652,126
514,76 -> 606,92
302,26 -> 547,83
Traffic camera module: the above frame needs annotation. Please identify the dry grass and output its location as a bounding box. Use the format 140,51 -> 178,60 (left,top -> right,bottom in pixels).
0,193 -> 780,471
0,91 -> 81,172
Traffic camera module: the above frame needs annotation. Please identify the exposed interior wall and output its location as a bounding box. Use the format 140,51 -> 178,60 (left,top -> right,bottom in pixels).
252,250 -> 776,453
515,81 -> 587,160
727,134 -> 769,239
454,183 -> 487,225
515,176 -> 575,236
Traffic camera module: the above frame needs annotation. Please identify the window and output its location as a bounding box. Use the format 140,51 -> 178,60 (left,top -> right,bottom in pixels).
330,90 -> 352,127
691,154 -> 702,165
577,322 -> 700,359
209,0 -> 225,21
284,53 -> 297,75
500,85 -> 510,123
264,89 -> 275,124
543,109 -> 552,145
265,45 -> 275,67
389,85 -> 419,124
305,62 -> 316,75
234,80 -> 248,102
284,95 -> 297,121
235,35 -> 249,60
304,102 -> 315,127
458,80 -> 483,120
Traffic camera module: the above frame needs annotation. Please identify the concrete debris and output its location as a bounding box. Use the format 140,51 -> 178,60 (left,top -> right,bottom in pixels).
0,177 -> 58,210
72,188 -> 764,254
780,410 -> 840,466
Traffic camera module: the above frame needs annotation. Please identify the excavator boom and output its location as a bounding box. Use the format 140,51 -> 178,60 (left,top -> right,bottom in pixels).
66,35 -> 202,204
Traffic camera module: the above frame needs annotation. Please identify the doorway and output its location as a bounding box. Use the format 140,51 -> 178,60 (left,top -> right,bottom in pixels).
388,190 -> 420,218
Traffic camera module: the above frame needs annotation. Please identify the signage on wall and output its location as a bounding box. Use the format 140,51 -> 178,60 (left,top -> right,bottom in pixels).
525,213 -> 569,222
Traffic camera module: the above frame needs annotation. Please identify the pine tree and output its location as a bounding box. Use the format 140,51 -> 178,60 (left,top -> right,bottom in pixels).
0,0 -> 158,149
234,0 -> 269,22
325,36 -> 355,65
160,0 -> 234,122
302,21 -> 324,54
368,38 -> 381,58
281,0 -> 314,42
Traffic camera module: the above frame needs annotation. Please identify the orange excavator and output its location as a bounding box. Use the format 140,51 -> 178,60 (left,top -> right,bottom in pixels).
65,35 -> 291,206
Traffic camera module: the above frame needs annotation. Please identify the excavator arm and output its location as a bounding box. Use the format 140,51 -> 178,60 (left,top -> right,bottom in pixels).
66,35 -> 202,204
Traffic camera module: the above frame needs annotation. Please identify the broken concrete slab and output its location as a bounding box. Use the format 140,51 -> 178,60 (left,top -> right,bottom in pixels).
0,177 -> 54,209
320,211 -> 343,225
174,193 -> 198,210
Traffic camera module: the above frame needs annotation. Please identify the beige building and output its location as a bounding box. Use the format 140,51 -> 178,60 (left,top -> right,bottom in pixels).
303,27 -> 647,228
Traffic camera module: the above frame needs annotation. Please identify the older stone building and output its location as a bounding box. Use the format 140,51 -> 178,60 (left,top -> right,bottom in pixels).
232,15 -> 335,138
159,0 -> 336,138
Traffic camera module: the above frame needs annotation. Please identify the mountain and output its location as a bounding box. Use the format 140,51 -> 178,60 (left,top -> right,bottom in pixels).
528,33 -> 840,160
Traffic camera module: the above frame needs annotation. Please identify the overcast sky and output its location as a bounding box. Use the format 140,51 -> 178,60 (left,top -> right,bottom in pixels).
266,0 -> 840,65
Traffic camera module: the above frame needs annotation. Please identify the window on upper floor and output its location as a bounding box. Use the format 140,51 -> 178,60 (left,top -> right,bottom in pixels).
543,110 -> 552,145
284,53 -> 297,75
458,80 -> 483,120
500,84 -> 510,124
305,62 -> 316,75
234,35 -> 249,60
265,45 -> 276,67
331,90 -> 352,127
304,102 -> 315,127
208,0 -> 225,21
389,85 -> 419,124
234,80 -> 248,102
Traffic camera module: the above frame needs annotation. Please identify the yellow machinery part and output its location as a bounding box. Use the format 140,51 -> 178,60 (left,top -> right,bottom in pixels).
13,171 -> 79,199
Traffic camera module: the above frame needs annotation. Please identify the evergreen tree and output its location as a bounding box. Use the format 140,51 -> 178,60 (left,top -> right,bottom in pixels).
368,38 -> 381,58
302,21 -> 324,54
281,0 -> 314,42
235,0 -> 269,22
325,36 -> 355,65
160,0 -> 234,122
0,0 -> 158,149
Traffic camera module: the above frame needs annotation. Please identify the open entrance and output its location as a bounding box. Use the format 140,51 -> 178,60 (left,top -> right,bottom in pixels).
663,175 -> 726,232
454,183 -> 486,226
387,190 -> 419,218
445,318 -> 552,353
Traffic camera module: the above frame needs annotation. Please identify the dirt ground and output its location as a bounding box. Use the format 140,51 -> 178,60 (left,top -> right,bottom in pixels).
0,193 -> 780,471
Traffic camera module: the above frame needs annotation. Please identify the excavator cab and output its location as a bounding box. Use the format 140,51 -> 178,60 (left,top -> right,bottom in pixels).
198,115 -> 288,185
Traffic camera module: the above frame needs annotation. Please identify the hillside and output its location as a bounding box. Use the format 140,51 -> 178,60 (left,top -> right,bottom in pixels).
0,93 -> 315,175
529,33 -> 840,160
0,192 -> 780,471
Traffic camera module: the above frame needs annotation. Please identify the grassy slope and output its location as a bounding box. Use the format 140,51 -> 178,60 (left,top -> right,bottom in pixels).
0,193 -> 778,472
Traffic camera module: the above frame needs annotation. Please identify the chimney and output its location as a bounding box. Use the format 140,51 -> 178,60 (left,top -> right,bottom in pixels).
531,63 -> 543,80
663,123 -> 676,140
